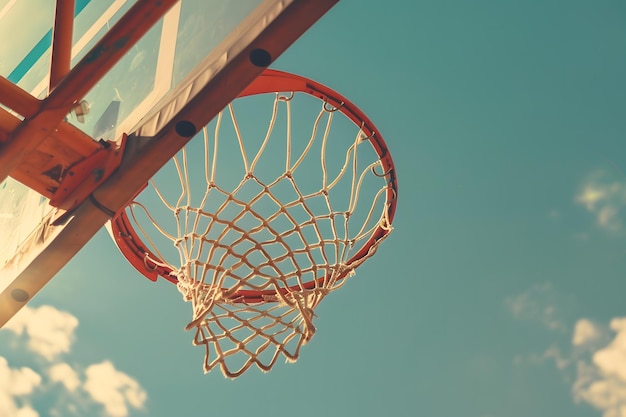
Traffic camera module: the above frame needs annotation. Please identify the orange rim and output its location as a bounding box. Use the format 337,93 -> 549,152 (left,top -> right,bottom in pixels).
110,69 -> 398,302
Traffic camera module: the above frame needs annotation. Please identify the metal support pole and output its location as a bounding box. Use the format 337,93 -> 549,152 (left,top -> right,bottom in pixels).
50,0 -> 75,91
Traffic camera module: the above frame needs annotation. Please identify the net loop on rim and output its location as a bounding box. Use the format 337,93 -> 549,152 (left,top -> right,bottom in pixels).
111,70 -> 397,378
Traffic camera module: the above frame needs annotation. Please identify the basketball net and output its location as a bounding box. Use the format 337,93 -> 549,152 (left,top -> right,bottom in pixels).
116,71 -> 396,377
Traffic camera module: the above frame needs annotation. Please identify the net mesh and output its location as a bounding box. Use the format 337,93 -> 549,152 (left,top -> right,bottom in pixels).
124,91 -> 394,377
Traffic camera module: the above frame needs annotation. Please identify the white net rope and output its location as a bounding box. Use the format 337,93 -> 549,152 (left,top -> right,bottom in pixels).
125,92 -> 394,377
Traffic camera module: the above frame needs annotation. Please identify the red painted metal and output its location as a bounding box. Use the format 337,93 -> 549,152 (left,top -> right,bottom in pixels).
49,135 -> 127,212
0,76 -> 39,118
111,209 -> 176,283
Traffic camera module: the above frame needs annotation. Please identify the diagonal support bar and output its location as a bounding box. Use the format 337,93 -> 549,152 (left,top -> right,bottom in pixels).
0,76 -> 39,118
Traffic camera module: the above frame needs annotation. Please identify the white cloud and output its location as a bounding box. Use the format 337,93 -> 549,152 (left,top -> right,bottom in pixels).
592,319 -> 626,382
576,170 -> 626,233
49,363 -> 80,392
15,407 -> 38,417
578,186 -> 607,211
504,282 -> 567,332
0,356 -> 42,417
510,307 -> 626,417
572,317 -> 626,417
573,319 -> 600,347
575,378 -> 626,417
0,357 -> 42,396
1,305 -> 150,417
4,305 -> 78,361
83,361 -> 147,417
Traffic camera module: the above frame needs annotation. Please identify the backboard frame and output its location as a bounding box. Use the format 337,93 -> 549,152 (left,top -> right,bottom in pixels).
0,0 -> 339,327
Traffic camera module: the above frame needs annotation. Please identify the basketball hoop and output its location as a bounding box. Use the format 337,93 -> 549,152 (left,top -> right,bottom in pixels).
109,69 -> 398,378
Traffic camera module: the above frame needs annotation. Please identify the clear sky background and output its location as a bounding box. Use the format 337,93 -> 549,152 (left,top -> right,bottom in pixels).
2,1 -> 626,417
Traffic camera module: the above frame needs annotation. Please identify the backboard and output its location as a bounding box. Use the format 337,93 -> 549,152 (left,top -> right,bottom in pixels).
0,0 -> 338,326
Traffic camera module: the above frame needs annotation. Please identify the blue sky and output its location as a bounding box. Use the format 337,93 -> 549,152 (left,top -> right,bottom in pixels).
2,0 -> 626,416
